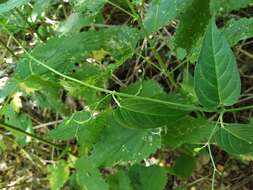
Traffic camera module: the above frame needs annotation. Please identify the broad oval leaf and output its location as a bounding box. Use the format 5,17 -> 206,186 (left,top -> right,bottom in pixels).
194,19 -> 241,107
90,123 -> 161,167
113,93 -> 191,129
215,124 -> 253,154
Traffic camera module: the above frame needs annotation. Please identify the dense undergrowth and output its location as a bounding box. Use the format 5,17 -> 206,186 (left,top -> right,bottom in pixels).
1,0 -> 253,189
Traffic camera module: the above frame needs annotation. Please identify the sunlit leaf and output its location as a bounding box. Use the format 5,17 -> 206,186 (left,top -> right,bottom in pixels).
48,160 -> 70,190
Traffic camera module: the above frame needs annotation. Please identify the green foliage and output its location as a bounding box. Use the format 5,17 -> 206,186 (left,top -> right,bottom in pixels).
48,111 -> 92,140
107,171 -> 133,190
214,124 -> 253,154
173,0 -> 212,54
48,160 -> 70,190
143,0 -> 190,33
1,0 -> 253,189
171,154 -> 196,178
222,18 -> 253,46
90,122 -> 161,166
16,26 -> 140,79
0,0 -> 30,13
194,19 -> 241,107
75,156 -> 109,190
128,165 -> 167,190
3,105 -> 33,146
210,0 -> 253,13
163,116 -> 214,149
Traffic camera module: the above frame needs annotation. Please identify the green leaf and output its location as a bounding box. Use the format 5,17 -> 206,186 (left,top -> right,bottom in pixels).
128,165 -> 167,190
194,19 -> 241,107
0,78 -> 18,102
173,0 -> 212,54
70,0 -> 106,13
210,0 -> 253,13
189,16 -> 253,62
90,122 -> 161,167
48,111 -> 106,149
47,111 -> 91,140
57,13 -> 97,35
114,80 -> 190,129
32,0 -> 54,18
15,26 -> 140,79
0,0 -> 30,13
120,80 -> 164,97
59,62 -> 110,108
48,160 -> 70,190
222,18 -> 253,46
113,93 -> 189,129
107,171 -> 133,190
143,0 -> 190,33
20,75 -> 68,114
3,105 -> 33,146
171,154 -> 196,178
75,156 -> 109,190
162,116 -> 214,149
215,124 -> 253,154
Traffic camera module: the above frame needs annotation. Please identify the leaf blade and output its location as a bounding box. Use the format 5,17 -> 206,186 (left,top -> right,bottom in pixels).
194,19 -> 241,107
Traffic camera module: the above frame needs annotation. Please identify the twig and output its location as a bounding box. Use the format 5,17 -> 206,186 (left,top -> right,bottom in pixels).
0,121 -> 62,149
0,38 -> 18,58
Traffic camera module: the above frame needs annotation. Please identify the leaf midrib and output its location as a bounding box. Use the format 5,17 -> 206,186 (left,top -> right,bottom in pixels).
210,22 -> 222,105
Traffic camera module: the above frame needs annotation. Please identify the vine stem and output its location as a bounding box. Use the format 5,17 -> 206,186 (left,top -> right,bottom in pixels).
195,112 -> 224,190
0,38 -> 18,58
225,105 -> 253,112
208,143 -> 217,190
0,121 -> 62,149
106,0 -> 135,18
3,24 -> 253,114
2,25 -> 208,112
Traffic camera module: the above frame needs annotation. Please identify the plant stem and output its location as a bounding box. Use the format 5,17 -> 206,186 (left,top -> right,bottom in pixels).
208,143 -> 217,190
3,25 -> 208,112
0,121 -> 62,149
225,105 -> 253,112
106,0 -> 135,18
0,38 -> 18,58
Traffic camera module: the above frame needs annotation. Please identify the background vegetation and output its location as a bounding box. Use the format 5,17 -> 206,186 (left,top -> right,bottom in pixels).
1,0 -> 253,189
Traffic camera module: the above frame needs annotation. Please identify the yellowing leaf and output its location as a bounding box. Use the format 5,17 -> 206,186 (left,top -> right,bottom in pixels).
48,160 -> 70,190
